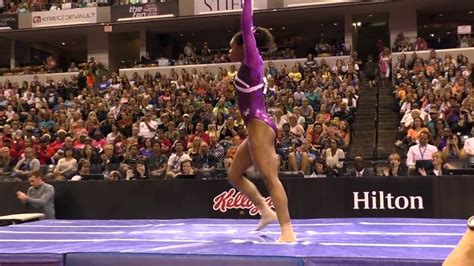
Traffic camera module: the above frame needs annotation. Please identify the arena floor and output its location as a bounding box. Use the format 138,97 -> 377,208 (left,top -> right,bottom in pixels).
0,218 -> 465,266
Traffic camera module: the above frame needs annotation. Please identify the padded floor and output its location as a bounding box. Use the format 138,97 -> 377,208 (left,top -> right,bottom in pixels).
0,218 -> 465,265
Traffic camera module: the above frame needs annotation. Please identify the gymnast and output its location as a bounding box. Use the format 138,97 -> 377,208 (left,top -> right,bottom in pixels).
227,0 -> 296,242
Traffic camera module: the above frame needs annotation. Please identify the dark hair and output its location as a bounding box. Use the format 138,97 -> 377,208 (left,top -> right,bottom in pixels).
233,27 -> 275,49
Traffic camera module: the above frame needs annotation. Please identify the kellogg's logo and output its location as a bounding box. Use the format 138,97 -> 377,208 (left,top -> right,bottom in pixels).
213,188 -> 273,216
33,16 -> 41,24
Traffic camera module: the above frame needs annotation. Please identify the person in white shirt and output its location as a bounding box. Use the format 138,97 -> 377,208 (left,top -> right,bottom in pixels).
165,142 -> 191,179
138,110 -> 158,139
463,128 -> 474,156
406,131 -> 438,168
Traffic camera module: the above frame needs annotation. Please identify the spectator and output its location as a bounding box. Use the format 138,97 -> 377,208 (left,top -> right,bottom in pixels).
347,156 -> 374,177
193,141 -> 218,179
13,147 -> 40,180
418,151 -> 445,176
364,55 -> 377,87
381,153 -> 407,177
165,142 -> 191,179
146,140 -> 168,179
406,131 -> 438,169
0,147 -> 14,176
177,159 -> 195,176
53,148 -> 77,180
322,137 -> 345,173
138,110 -> 158,139
288,138 -> 315,175
309,158 -> 336,177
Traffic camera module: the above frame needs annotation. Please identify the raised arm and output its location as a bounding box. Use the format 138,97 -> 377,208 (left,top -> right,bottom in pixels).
241,0 -> 262,68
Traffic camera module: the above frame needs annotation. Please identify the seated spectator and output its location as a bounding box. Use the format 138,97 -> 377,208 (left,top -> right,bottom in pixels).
322,138 -> 345,174
288,138 -> 315,175
177,159 -> 195,176
225,135 -> 243,159
139,138 -> 154,158
193,141 -> 218,179
309,158 -> 337,177
13,147 -> 40,180
165,142 -> 191,179
130,161 -> 148,180
146,141 -> 168,179
37,135 -> 55,165
442,134 -> 466,169
53,148 -> 77,181
406,117 -> 429,146
381,153 -> 407,177
0,147 -> 14,176
101,144 -> 123,174
418,151 -> 445,176
406,131 -> 438,170
347,156 -> 374,177
209,134 -> 225,165
71,160 -> 92,181
187,136 -> 201,159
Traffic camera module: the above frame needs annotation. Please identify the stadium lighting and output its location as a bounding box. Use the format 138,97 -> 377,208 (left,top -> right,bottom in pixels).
117,14 -> 175,22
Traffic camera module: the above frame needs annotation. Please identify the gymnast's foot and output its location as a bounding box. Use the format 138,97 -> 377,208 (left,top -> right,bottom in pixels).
276,223 -> 296,243
255,208 -> 277,231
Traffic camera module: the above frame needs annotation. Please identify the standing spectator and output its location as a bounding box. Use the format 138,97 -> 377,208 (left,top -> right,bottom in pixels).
379,47 -> 391,87
16,172 -> 55,219
365,55 -> 377,87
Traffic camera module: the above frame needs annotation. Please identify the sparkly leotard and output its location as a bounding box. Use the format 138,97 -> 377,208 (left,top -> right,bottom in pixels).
234,0 -> 277,134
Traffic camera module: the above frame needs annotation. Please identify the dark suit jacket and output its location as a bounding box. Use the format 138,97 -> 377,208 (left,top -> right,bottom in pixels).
347,168 -> 375,177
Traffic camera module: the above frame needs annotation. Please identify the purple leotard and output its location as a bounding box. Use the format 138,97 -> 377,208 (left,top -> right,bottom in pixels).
234,0 -> 277,134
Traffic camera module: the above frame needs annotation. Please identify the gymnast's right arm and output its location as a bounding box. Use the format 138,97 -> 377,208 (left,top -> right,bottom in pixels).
241,0 -> 261,68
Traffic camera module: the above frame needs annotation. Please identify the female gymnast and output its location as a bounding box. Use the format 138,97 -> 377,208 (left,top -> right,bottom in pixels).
227,0 -> 296,242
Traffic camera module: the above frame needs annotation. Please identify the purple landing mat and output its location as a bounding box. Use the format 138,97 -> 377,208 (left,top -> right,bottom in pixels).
0,218 -> 466,266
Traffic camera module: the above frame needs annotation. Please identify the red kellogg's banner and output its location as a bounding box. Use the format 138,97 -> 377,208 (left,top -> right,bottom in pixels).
213,188 -> 273,216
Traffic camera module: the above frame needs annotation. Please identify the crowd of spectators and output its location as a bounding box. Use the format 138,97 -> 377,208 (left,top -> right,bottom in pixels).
0,0 -> 107,14
393,32 -> 473,53
0,53 -> 361,182
390,49 -> 474,176
0,0 -> 171,14
134,39 -> 350,69
392,33 -> 430,53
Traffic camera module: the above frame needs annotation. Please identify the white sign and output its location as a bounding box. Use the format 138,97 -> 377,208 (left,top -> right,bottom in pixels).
457,25 -> 472,35
31,7 -> 97,28
194,0 -> 267,15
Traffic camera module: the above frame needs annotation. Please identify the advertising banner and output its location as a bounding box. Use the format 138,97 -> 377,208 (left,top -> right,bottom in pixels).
194,0 -> 267,15
0,14 -> 18,29
111,1 -> 179,21
31,7 -> 98,28
343,177 -> 433,217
